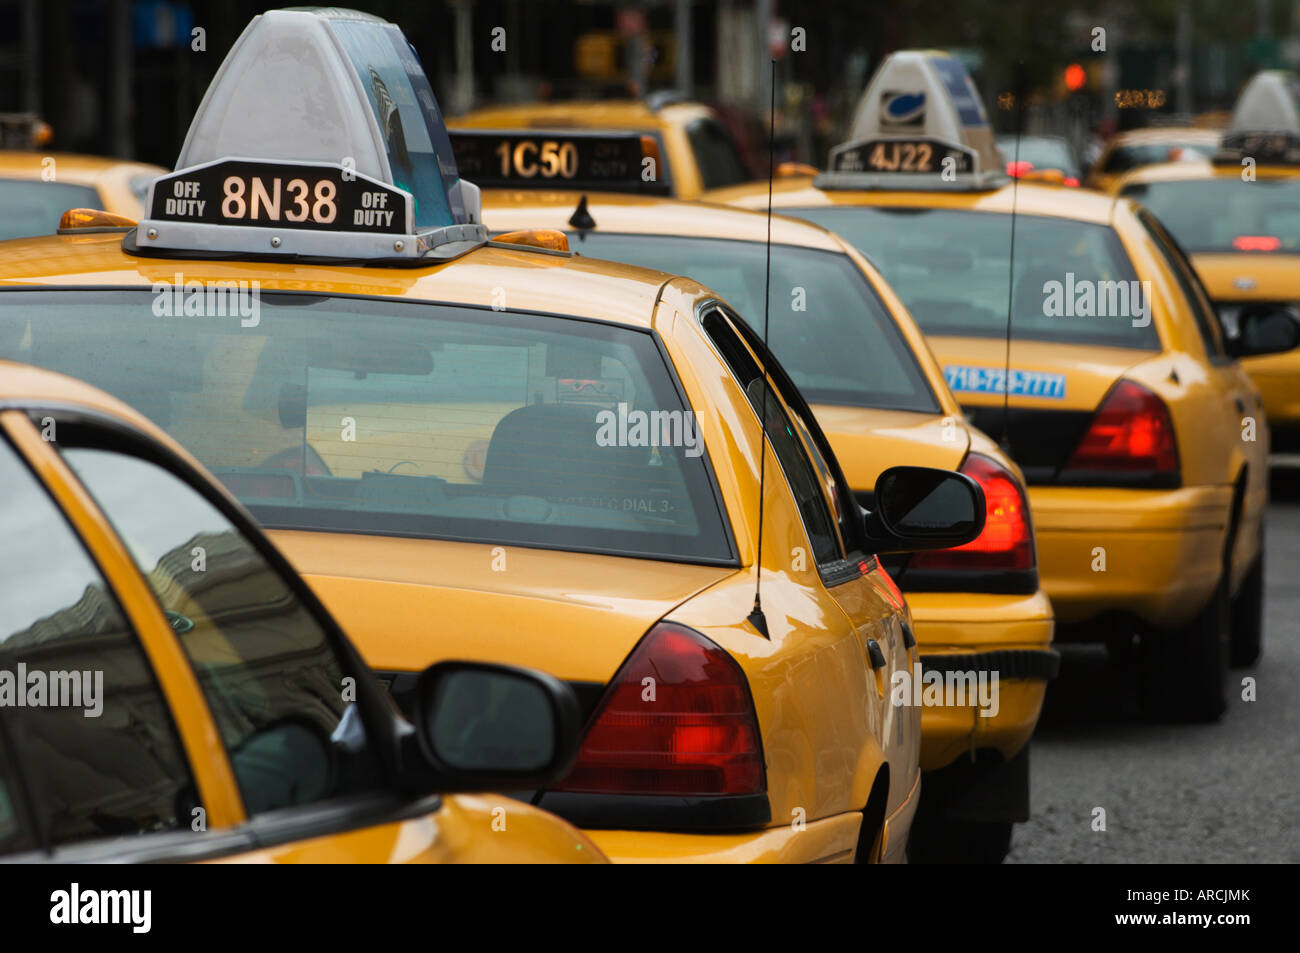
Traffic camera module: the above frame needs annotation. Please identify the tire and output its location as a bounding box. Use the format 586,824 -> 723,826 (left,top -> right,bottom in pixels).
1141,578 -> 1229,722
1230,548 -> 1264,668
906,818 -> 1013,865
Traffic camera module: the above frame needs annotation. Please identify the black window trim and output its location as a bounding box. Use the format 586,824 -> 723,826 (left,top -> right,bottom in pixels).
691,299 -> 876,584
1134,207 -> 1234,366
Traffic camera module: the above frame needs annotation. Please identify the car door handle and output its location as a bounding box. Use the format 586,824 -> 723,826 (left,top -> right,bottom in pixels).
867,639 -> 887,669
900,622 -> 916,650
1235,396 -> 1246,414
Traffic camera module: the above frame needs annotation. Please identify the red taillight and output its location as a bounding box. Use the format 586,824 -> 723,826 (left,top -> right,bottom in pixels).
910,453 -> 1034,572
1063,176 -> 1080,187
1006,160 -> 1034,178
1064,380 -> 1179,475
1232,235 -> 1281,252
555,623 -> 765,796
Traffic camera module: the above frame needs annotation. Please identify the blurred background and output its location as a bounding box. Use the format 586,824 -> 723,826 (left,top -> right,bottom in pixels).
2,0 -> 1299,174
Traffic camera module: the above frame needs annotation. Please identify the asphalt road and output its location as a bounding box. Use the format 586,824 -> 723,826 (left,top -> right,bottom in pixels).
1007,494 -> 1300,863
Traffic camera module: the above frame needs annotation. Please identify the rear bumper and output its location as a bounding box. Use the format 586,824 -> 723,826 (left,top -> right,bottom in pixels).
1029,483 -> 1230,631
584,772 -> 922,864
585,812 -> 863,864
907,591 -> 1055,773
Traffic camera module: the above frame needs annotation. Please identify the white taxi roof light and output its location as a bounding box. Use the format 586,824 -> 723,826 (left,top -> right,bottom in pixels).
1214,70 -> 1300,166
134,7 -> 487,263
818,50 -> 1006,192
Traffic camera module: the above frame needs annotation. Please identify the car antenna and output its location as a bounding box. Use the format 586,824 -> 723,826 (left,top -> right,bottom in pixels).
748,58 -> 777,641
568,194 -> 596,236
1000,61 -> 1026,453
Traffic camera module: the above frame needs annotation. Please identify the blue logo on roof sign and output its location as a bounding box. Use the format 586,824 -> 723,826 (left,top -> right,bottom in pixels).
945,365 -> 1065,399
883,91 -> 926,126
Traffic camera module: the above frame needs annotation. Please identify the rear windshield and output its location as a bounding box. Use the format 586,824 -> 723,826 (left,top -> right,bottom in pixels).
1122,178 -> 1300,254
0,179 -> 101,240
0,291 -> 733,564
1101,139 -> 1218,173
792,207 -> 1161,349
569,233 -> 940,413
995,137 -> 1081,178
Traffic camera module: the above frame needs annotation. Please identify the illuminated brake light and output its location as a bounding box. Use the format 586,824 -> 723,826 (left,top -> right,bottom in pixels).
1064,380 -> 1179,474
555,623 -> 765,797
1063,176 -> 1080,187
1006,160 -> 1035,178
1232,235 -> 1281,252
910,453 -> 1034,572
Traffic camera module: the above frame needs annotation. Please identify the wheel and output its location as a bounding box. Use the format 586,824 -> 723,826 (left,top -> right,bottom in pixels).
1230,548 -> 1264,668
906,818 -> 1012,864
1141,578 -> 1229,722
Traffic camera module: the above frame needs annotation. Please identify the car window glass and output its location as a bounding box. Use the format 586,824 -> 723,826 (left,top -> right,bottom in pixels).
0,179 -> 101,241
0,715 -> 36,855
1138,209 -> 1225,358
0,293 -> 734,566
700,307 -> 843,565
59,444 -> 383,816
0,434 -> 194,846
686,118 -> 750,191
794,207 -> 1161,350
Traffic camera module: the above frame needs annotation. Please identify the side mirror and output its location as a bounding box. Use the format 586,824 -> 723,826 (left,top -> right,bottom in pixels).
1226,304 -> 1300,358
411,661 -> 583,792
863,466 -> 985,555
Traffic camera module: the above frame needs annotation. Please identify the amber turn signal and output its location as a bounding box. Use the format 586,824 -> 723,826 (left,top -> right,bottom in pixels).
57,208 -> 137,233
490,229 -> 570,252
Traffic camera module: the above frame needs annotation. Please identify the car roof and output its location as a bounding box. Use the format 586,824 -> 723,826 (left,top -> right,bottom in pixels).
705,174 -> 1124,225
0,232 -> 677,329
1109,127 -> 1223,145
1116,157 -> 1300,187
482,190 -> 845,251
0,152 -> 166,187
0,358 -> 185,453
451,99 -> 714,132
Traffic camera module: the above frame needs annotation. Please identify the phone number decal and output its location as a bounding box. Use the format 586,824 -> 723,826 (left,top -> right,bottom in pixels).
944,365 -> 1066,399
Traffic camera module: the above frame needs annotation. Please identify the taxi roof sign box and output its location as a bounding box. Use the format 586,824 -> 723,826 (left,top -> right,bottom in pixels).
816,51 -> 1006,192
1230,70 -> 1300,132
1212,70 -> 1300,166
133,8 -> 488,263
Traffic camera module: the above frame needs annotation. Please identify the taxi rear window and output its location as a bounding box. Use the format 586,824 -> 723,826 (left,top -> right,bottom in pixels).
568,233 -> 940,413
793,207 -> 1161,350
0,292 -> 734,565
1122,178 -> 1300,254
0,179 -> 100,240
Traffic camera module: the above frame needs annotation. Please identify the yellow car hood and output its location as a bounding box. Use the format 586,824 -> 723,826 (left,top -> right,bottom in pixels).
1189,254 -> 1300,302
812,406 -> 968,489
924,335 -> 1148,413
268,530 -> 737,683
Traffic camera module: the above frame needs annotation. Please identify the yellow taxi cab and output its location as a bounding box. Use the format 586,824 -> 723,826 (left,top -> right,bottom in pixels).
448,96 -> 751,199
460,153 -> 1057,862
0,114 -> 165,239
708,49 -> 1300,717
1114,71 -> 1300,456
1084,125 -> 1223,192
0,8 -> 994,863
0,360 -> 605,863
